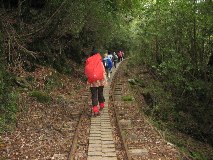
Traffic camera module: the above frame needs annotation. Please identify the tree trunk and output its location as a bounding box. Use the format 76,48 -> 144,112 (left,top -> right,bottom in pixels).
190,0 -> 198,67
208,53 -> 213,66
154,0 -> 160,64
18,0 -> 23,30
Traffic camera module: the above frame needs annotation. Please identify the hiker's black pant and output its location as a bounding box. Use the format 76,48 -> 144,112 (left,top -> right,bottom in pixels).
114,61 -> 117,68
118,57 -> 122,62
90,86 -> 105,106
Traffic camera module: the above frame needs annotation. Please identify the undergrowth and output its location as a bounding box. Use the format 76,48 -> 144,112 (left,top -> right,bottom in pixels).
44,72 -> 64,91
0,67 -> 17,133
0,31 -> 18,133
30,91 -> 51,103
127,57 -> 213,160
122,95 -> 135,101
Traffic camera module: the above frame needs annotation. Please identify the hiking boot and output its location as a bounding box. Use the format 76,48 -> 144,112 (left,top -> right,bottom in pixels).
93,106 -> 100,116
99,102 -> 104,110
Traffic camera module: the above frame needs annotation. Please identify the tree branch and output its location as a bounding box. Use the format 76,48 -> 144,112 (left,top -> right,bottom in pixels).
2,21 -> 37,59
21,0 -> 68,37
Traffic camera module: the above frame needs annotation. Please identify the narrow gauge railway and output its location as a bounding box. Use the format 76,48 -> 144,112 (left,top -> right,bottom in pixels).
109,60 -> 183,160
70,60 -> 184,160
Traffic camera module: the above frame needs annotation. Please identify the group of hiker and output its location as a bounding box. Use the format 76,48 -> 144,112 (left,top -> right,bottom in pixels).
84,49 -> 125,116
103,50 -> 124,78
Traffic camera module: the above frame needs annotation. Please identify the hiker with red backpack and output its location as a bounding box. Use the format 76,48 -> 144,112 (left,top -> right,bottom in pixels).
121,50 -> 124,60
85,49 -> 107,116
117,50 -> 123,62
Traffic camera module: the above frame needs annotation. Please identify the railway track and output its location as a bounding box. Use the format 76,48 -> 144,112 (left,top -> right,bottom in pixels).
69,59 -> 182,160
109,60 -> 182,160
67,90 -> 92,160
0,60 -> 185,160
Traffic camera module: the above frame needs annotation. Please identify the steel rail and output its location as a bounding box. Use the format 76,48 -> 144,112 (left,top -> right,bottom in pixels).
67,89 -> 91,160
110,64 -> 131,160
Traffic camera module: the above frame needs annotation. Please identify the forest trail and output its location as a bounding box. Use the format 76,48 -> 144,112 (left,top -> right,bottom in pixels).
0,60 -> 184,160
0,0 -> 213,159
107,60 -> 182,160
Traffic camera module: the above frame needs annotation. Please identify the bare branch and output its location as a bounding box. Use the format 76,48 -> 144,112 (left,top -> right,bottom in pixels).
16,41 -> 37,59
2,21 -> 37,59
21,0 -> 68,37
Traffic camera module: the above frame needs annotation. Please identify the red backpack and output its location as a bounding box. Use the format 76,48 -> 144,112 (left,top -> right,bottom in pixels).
85,53 -> 104,83
118,51 -> 122,58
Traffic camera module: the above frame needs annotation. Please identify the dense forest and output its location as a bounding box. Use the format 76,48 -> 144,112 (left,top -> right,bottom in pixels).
0,0 -> 213,159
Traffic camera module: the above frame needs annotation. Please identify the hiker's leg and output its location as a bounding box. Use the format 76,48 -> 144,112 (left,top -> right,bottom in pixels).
90,87 -> 100,115
98,86 -> 105,103
90,87 -> 98,106
98,86 -> 105,109
105,68 -> 108,78
106,69 -> 110,78
114,61 -> 116,68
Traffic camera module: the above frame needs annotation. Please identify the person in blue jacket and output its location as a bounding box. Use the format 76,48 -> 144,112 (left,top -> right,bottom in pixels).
103,53 -> 113,78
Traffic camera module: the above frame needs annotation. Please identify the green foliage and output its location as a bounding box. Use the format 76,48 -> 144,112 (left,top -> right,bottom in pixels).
142,80 -> 176,121
157,53 -> 191,89
122,95 -> 135,101
49,0 -> 62,6
190,151 -> 208,160
0,90 -> 18,133
130,0 -> 213,147
147,54 -> 213,143
155,53 -> 213,139
166,131 -> 213,160
0,29 -> 18,133
0,66 -> 16,131
30,91 -> 51,103
26,75 -> 35,82
56,95 -> 64,103
44,72 -> 63,91
129,60 -> 213,158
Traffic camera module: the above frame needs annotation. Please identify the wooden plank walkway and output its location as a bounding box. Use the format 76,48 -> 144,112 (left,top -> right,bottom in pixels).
87,63 -> 121,160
